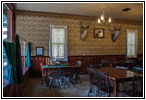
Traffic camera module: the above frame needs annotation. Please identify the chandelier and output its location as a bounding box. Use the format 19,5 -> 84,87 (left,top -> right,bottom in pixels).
97,7 -> 112,25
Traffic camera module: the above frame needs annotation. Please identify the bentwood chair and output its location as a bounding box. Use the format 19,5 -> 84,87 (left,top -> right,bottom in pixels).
87,68 -> 99,97
96,70 -> 113,97
101,60 -> 110,67
62,64 -> 75,88
48,66 -> 62,89
89,64 -> 102,68
122,75 -> 143,97
115,65 -> 129,93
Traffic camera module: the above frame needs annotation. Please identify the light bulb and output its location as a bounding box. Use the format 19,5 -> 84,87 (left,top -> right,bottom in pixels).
101,14 -> 104,21
108,17 -> 111,23
97,18 -> 101,24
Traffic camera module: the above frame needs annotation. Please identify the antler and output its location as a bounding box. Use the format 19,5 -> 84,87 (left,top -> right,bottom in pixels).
80,21 -> 85,30
86,21 -> 91,29
80,21 -> 91,29
112,23 -> 123,30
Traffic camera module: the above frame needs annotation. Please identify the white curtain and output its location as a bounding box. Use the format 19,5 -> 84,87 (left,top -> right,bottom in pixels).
127,30 -> 138,58
49,25 -> 67,61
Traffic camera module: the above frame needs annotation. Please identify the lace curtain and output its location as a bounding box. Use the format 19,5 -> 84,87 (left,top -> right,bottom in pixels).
49,25 -> 68,61
127,30 -> 138,58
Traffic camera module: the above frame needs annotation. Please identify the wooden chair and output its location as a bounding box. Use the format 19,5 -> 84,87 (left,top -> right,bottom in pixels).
121,75 -> 143,97
101,60 -> 110,67
96,70 -> 113,97
48,66 -> 62,89
87,68 -> 99,96
40,63 -> 48,86
89,64 -> 102,68
62,64 -> 75,88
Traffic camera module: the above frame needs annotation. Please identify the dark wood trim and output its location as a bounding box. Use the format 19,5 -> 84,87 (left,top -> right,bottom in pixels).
5,3 -> 16,11
3,3 -> 16,42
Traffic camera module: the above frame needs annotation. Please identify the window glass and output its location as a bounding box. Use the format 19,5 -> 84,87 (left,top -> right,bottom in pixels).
127,30 -> 138,58
3,4 -> 8,87
50,25 -> 67,61
3,14 -> 7,41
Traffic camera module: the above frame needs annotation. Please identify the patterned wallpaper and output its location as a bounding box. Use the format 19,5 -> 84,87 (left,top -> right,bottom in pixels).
16,10 -> 143,56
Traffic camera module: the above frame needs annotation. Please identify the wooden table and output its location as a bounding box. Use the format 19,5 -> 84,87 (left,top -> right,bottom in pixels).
95,67 -> 143,97
42,64 -> 80,84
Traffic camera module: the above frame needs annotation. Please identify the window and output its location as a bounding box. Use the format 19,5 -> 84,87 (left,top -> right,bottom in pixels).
49,25 -> 67,61
3,4 -> 9,87
126,30 -> 138,58
3,14 -> 8,41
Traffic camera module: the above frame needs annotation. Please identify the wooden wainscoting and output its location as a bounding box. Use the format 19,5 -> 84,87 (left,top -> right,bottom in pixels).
30,56 -> 50,77
30,54 -> 143,76
68,55 -> 126,73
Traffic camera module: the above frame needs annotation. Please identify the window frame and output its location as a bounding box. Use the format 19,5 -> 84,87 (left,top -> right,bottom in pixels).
3,3 -> 16,88
126,30 -> 138,58
49,25 -> 68,61
3,3 -> 16,42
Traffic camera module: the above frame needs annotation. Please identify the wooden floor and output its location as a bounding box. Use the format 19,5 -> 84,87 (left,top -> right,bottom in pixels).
22,74 -> 127,97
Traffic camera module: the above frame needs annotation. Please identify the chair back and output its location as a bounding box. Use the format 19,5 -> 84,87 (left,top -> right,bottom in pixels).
90,64 -> 102,68
62,64 -> 75,76
48,66 -> 62,76
40,63 -> 48,78
96,70 -> 110,94
132,75 -> 143,96
101,60 -> 109,67
87,68 -> 98,85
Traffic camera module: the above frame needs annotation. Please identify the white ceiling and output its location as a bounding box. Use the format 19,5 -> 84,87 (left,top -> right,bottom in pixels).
16,3 -> 143,22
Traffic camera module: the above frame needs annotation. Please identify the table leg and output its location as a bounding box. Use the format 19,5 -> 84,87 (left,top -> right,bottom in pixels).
113,81 -> 119,97
75,68 -> 78,84
75,73 -> 78,84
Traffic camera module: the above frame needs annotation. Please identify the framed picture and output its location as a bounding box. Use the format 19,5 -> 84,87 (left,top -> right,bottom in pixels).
94,28 -> 104,38
36,47 -> 44,56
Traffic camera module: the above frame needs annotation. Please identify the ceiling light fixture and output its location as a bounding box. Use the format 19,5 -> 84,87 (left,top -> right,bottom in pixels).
97,6 -> 111,26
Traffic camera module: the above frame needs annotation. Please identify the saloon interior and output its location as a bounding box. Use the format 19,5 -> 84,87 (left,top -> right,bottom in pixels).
3,2 -> 144,98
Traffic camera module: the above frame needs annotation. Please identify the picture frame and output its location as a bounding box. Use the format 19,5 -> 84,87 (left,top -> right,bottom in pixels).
94,28 -> 104,38
36,47 -> 44,56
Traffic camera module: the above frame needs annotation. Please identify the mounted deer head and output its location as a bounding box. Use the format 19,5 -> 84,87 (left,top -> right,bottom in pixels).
110,24 -> 123,42
80,21 -> 91,40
